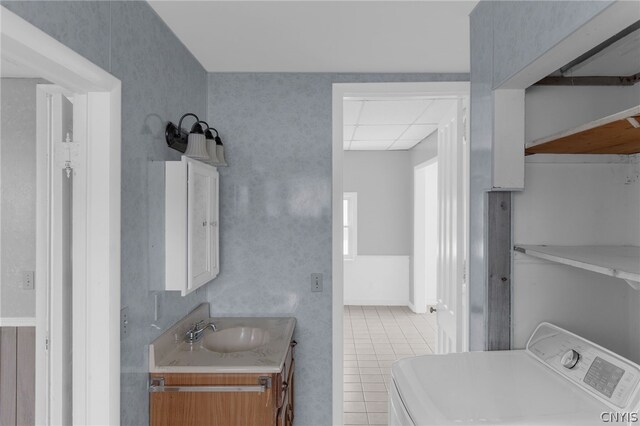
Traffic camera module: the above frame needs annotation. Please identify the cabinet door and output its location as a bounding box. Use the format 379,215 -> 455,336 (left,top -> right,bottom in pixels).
186,159 -> 219,294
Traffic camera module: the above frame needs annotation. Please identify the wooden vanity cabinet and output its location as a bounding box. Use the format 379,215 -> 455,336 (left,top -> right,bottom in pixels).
150,341 -> 295,426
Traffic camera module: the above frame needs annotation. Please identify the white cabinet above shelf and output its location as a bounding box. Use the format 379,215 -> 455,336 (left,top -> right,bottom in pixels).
514,245 -> 640,290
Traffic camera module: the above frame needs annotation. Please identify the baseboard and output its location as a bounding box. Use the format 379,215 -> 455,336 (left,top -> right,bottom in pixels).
0,317 -> 36,327
345,300 -> 410,306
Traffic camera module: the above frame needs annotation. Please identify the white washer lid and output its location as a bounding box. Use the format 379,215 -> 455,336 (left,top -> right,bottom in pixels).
391,351 -> 610,425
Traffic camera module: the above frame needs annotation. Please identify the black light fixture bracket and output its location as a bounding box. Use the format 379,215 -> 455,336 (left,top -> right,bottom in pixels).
165,113 -> 201,153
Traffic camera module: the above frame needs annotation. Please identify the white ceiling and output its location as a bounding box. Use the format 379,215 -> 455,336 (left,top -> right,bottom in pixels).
148,1 -> 477,73
344,97 -> 455,150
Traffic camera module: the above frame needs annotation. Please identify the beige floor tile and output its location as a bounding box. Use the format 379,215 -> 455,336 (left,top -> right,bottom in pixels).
375,354 -> 396,361
365,402 -> 388,413
344,382 -> 363,392
344,375 -> 361,383
345,401 -> 367,413
368,412 -> 388,425
362,382 -> 386,392
364,391 -> 388,402
360,374 -> 384,383
344,412 -> 368,425
357,354 -> 377,361
345,305 -> 434,421
344,392 -> 364,402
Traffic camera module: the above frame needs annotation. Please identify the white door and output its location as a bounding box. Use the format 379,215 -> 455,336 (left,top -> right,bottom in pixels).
436,99 -> 468,354
413,160 -> 438,313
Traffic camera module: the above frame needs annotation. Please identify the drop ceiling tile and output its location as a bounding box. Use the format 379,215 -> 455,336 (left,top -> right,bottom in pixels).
389,139 -> 423,150
344,125 -> 356,140
399,124 -> 437,140
358,100 -> 431,125
415,99 -> 456,124
354,125 -> 408,141
349,140 -> 394,150
344,101 -> 363,125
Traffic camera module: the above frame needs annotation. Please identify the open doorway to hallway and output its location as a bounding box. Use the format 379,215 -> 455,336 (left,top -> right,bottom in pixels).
332,82 -> 469,425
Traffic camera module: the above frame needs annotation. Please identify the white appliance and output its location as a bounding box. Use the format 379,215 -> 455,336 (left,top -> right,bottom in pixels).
390,323 -> 640,425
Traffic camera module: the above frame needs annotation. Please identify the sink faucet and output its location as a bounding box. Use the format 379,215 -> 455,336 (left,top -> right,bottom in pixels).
185,320 -> 217,343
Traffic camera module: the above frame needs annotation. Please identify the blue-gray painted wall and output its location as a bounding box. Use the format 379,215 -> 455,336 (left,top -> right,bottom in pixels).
206,73 -> 468,425
1,2 -> 209,424
468,1 -> 615,350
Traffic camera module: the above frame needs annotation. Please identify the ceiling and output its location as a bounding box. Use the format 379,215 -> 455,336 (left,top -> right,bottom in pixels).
343,97 -> 455,150
148,1 -> 477,73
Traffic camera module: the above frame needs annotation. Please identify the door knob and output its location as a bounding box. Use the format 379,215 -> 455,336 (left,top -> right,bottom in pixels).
429,307 -> 437,313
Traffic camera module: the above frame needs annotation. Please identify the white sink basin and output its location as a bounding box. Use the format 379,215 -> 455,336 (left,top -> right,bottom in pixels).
203,327 -> 271,353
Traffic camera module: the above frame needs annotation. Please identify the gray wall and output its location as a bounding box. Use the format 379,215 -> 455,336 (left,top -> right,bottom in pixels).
343,151 -> 411,256
468,0 -> 614,351
206,72 -> 467,425
0,78 -> 40,318
1,2 -> 209,424
410,132 -> 437,167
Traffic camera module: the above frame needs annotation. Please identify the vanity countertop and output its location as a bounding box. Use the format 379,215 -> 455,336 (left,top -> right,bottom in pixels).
149,304 -> 296,374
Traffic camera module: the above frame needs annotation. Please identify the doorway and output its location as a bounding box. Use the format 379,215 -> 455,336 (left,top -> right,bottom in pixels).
1,7 -> 121,424
332,82 -> 469,425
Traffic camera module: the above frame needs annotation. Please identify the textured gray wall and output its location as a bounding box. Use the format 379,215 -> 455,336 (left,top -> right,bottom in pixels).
469,1 -> 615,350
0,78 -> 40,318
206,72 -> 467,425
1,2 -> 209,424
343,151 -> 412,256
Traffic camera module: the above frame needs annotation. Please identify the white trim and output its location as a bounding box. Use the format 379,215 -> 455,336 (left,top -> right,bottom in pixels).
332,81 -> 470,425
0,317 -> 37,327
2,6 -> 122,425
342,192 -> 358,261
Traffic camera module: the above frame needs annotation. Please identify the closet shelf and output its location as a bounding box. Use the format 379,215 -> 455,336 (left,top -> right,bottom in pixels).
525,105 -> 640,155
514,245 -> 640,290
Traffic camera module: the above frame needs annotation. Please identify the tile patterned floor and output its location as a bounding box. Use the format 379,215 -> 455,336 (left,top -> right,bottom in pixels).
343,305 -> 437,426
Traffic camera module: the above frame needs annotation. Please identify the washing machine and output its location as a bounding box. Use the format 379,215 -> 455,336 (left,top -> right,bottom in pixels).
389,323 -> 640,425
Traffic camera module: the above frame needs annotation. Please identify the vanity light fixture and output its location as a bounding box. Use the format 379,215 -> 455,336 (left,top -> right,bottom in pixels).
206,127 -> 228,167
165,113 -> 228,166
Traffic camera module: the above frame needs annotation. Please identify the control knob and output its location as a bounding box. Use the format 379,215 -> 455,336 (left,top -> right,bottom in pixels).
561,349 -> 580,369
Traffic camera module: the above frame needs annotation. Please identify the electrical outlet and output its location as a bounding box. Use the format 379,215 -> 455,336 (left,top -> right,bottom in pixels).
311,273 -> 323,292
22,271 -> 34,290
121,306 -> 130,339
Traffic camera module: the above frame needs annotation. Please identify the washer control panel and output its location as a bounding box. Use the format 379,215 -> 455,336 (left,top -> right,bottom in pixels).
526,323 -> 640,410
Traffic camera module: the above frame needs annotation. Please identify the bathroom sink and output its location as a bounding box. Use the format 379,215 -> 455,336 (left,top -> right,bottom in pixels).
202,327 -> 271,353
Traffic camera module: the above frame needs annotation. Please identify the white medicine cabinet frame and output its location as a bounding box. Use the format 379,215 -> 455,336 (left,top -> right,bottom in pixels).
165,156 -> 219,296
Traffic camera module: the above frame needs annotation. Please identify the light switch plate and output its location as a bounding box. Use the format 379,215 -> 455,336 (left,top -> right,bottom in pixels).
311,273 -> 323,292
121,306 -> 130,339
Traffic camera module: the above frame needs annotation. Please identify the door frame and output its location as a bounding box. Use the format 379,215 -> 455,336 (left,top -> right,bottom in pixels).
332,81 -> 469,425
2,6 -> 122,425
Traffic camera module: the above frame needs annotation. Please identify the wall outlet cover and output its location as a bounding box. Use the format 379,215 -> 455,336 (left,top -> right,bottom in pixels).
22,271 -> 35,290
